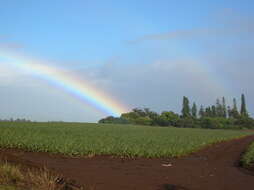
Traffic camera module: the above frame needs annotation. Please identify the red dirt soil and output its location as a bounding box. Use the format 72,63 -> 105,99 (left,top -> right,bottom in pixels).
1,135 -> 254,190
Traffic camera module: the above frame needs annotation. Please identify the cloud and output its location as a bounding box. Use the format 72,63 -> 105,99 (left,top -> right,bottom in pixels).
82,11 -> 254,115
0,81 -> 104,122
130,26 -> 254,44
0,63 -> 45,88
77,58 -> 228,115
0,61 -> 106,122
76,48 -> 254,117
0,64 -> 23,86
130,12 -> 254,43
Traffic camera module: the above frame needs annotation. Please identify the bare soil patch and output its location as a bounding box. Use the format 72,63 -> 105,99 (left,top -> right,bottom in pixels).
1,135 -> 254,190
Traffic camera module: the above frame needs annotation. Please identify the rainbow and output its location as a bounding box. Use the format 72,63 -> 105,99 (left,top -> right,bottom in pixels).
0,49 -> 129,116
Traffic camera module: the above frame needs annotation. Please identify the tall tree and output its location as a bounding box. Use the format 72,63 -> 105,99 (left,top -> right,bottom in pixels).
216,98 -> 223,117
181,96 -> 190,118
191,102 -> 197,118
227,106 -> 232,118
240,94 -> 248,117
232,98 -> 239,118
199,105 -> 205,118
205,107 -> 212,117
222,97 -> 227,118
211,105 -> 217,117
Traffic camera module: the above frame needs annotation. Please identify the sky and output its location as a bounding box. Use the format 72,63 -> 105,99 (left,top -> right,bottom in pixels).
0,0 -> 254,122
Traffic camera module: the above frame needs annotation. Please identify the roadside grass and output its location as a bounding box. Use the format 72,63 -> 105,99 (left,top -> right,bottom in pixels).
242,141 -> 254,167
0,122 -> 253,158
0,185 -> 18,190
0,160 -> 83,190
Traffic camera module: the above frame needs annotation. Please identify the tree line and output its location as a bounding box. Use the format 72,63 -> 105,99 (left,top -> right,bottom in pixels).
0,118 -> 32,122
99,94 -> 254,129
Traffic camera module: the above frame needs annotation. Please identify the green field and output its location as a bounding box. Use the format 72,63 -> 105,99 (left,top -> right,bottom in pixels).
0,122 -> 252,158
242,141 -> 254,167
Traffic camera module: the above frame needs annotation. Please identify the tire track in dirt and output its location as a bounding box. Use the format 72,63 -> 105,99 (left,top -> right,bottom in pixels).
1,135 -> 254,190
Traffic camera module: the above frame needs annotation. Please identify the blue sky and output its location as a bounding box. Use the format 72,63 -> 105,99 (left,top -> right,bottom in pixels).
1,0 -> 252,62
0,0 -> 254,121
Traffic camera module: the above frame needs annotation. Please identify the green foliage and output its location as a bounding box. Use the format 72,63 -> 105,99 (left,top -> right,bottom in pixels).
134,116 -> 153,125
205,106 -> 213,117
98,116 -> 130,124
235,116 -> 254,129
199,117 -> 240,129
231,98 -> 240,119
199,105 -> 205,118
0,122 -> 251,158
103,108 -> 180,127
143,108 -> 160,125
200,117 -> 223,129
176,117 -> 197,128
222,97 -> 227,118
241,94 -> 249,117
216,98 -> 224,117
99,94 -> 253,129
120,108 -> 154,125
152,115 -> 170,126
211,106 -> 217,117
191,103 -> 197,118
181,96 -> 191,118
121,111 -> 140,123
242,141 -> 254,167
160,111 -> 180,126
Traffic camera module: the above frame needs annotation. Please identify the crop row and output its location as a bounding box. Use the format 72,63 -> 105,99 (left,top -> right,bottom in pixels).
0,122 -> 252,158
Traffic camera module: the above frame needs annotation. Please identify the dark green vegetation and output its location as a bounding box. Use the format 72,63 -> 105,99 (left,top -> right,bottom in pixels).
242,141 -> 254,167
0,122 -> 252,158
100,94 -> 254,129
0,118 -> 31,122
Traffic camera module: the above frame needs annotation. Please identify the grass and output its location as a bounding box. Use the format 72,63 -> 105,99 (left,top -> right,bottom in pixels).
0,185 -> 18,190
242,141 -> 254,167
0,122 -> 253,158
0,161 -> 82,190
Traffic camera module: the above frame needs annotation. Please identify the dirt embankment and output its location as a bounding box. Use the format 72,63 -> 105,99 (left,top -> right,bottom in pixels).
1,135 -> 254,190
